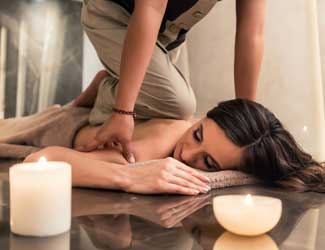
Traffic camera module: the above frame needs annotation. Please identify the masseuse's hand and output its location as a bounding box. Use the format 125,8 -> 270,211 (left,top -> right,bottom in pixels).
79,113 -> 136,163
123,158 -> 211,195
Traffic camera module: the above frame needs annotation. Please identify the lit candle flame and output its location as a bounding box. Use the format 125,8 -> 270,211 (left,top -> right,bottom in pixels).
244,194 -> 253,205
38,156 -> 47,168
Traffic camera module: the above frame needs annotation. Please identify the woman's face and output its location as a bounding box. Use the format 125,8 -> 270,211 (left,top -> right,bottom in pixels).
173,118 -> 243,172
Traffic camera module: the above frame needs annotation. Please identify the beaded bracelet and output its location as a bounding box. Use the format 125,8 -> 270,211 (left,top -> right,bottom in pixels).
112,107 -> 137,118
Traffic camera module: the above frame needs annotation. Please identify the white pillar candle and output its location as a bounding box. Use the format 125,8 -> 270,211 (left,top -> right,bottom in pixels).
213,232 -> 278,250
213,195 -> 282,236
10,157 -> 71,237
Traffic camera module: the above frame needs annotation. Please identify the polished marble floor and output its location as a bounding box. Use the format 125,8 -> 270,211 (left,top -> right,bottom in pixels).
1,161 -> 325,250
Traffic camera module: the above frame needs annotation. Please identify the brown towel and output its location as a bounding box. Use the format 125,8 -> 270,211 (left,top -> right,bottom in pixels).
0,104 -> 260,189
0,104 -> 90,159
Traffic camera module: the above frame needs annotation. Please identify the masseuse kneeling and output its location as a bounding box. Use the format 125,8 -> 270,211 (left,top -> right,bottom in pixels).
74,0 -> 266,163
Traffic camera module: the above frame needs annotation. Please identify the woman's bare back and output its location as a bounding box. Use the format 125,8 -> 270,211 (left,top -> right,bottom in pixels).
73,118 -> 195,164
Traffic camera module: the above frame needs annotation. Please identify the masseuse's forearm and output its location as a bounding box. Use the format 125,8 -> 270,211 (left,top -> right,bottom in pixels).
234,0 -> 265,101
234,33 -> 264,101
115,0 -> 168,110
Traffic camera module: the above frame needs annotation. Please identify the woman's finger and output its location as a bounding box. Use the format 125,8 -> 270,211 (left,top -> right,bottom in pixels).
170,167 -> 211,191
162,182 -> 200,196
174,161 -> 211,184
166,173 -> 210,194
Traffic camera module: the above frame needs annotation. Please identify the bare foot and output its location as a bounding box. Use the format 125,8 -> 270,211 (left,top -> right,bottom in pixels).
73,70 -> 109,108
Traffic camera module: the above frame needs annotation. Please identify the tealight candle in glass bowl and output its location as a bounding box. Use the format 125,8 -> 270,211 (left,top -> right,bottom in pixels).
213,194 -> 282,236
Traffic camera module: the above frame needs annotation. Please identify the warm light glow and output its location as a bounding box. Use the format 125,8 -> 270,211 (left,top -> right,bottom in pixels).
213,195 -> 282,236
38,156 -> 47,167
244,194 -> 253,205
303,126 -> 308,132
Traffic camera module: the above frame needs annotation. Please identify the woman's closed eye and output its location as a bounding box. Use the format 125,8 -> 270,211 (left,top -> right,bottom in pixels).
204,155 -> 218,171
193,128 -> 201,142
192,126 -> 218,171
193,124 -> 203,142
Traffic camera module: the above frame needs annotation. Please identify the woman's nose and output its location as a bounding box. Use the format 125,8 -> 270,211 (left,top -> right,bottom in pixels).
182,145 -> 201,165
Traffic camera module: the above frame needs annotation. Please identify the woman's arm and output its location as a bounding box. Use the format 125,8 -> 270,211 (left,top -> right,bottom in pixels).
24,146 -> 210,195
24,146 -> 127,190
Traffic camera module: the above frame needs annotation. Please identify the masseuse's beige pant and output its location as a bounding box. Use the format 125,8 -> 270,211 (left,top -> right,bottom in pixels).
81,0 -> 196,124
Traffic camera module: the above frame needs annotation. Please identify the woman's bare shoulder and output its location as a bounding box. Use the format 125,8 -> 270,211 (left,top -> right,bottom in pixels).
73,117 -> 199,163
130,118 -> 195,161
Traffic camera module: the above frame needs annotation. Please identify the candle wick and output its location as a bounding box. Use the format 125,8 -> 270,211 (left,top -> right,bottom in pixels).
244,194 -> 253,205
38,156 -> 47,168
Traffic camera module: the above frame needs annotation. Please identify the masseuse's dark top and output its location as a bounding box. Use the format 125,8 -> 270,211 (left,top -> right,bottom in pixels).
110,0 -> 222,51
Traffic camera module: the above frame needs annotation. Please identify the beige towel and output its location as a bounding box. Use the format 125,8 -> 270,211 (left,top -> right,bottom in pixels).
204,170 -> 261,188
0,104 -> 260,189
0,104 -> 90,159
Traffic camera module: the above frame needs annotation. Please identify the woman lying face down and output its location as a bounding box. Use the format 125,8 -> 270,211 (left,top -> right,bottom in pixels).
172,117 -> 243,172
25,99 -> 325,195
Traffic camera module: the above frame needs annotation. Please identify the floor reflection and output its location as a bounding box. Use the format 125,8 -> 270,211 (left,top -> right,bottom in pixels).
10,232 -> 70,250
1,180 -> 325,250
213,232 -> 278,250
71,186 -> 325,250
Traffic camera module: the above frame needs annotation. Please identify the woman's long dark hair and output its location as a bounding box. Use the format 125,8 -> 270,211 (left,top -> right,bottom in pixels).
207,99 -> 325,192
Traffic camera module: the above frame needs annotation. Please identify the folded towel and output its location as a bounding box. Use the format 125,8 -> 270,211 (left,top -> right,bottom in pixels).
204,170 -> 261,188
0,104 -> 260,189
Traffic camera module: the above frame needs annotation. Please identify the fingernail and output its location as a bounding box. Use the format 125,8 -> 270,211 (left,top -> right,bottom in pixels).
129,155 -> 135,163
201,186 -> 210,193
194,190 -> 200,195
204,176 -> 210,182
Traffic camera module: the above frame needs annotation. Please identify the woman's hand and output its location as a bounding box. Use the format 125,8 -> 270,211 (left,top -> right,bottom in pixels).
73,70 -> 109,108
122,158 -> 211,195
